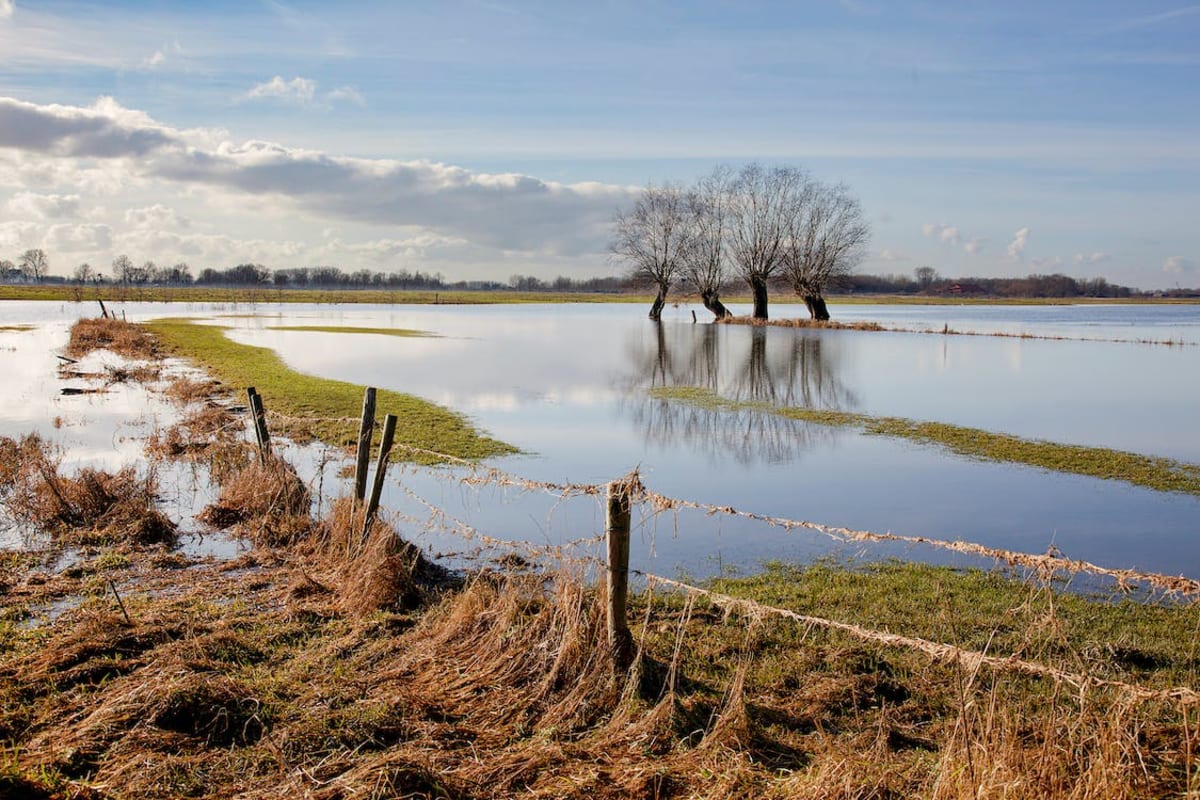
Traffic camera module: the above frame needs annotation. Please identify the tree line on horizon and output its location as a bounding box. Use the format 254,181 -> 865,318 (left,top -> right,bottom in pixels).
0,247 -> 1190,299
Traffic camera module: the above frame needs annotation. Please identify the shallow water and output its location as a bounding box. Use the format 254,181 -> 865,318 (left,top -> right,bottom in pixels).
2,299 -> 1198,582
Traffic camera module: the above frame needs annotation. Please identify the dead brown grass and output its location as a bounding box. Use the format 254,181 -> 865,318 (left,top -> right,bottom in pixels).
2,536 -> 1196,799
0,434 -> 174,547
65,317 -> 158,360
197,454 -> 311,545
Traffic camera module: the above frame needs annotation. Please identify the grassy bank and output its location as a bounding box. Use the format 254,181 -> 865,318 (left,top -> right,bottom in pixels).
653,386 -> 1200,496
2,549 -> 1196,799
146,318 -> 514,461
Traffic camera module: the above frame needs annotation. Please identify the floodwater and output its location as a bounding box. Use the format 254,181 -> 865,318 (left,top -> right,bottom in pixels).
2,300 -> 1199,583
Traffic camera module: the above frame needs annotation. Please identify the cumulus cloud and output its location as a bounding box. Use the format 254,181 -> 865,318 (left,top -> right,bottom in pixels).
1073,252 -> 1110,265
0,0 -> 12,20
1006,227 -> 1030,260
921,223 -> 960,245
0,96 -> 180,158
964,238 -> 984,255
44,222 -> 112,251
6,191 -> 80,219
878,248 -> 905,261
0,95 -> 632,256
1163,256 -> 1196,273
124,204 -> 190,230
245,76 -> 317,105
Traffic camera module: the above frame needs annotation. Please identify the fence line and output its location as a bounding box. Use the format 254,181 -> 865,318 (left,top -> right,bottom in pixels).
395,484 -> 605,568
257,408 -> 1200,597
639,572 -> 1200,706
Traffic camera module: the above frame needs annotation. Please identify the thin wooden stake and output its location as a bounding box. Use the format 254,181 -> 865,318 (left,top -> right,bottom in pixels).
109,580 -> 133,626
606,477 -> 633,672
353,387 -> 377,503
362,414 -> 397,543
98,299 -> 108,319
246,387 -> 271,460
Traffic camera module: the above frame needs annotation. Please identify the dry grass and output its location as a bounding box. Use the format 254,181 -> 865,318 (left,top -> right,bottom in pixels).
197,454 -> 312,547
0,434 -> 175,547
5,543 -> 1194,799
65,317 -> 159,361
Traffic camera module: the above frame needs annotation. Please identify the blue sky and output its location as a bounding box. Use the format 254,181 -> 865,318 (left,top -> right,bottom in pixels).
1,0 -> 1197,288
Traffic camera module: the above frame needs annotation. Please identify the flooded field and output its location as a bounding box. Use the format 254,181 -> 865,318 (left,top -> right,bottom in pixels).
3,299 -> 1199,582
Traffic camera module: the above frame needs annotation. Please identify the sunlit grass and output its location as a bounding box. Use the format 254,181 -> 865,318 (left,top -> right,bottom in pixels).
653,386 -> 1200,495
146,318 -> 515,462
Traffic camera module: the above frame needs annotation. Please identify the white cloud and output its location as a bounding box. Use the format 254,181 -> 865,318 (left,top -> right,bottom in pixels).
124,204 -> 190,230
1006,227 -> 1030,260
1030,255 -> 1062,269
326,86 -> 366,107
921,222 -> 959,245
1163,256 -> 1196,273
1072,252 -> 1110,265
964,238 -> 984,255
44,223 -> 112,252
6,191 -> 80,219
0,95 -> 632,257
245,76 -> 317,105
878,248 -> 905,261
0,0 -> 12,20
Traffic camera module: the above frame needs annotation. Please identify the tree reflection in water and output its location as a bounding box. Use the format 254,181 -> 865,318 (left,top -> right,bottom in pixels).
620,321 -> 859,465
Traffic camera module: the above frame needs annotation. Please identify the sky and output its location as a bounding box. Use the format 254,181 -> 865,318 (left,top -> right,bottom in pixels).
0,1 -> 1198,289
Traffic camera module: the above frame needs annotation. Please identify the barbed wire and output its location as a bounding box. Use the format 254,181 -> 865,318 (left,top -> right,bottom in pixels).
639,571 -> 1200,706
248,410 -> 1200,597
395,484 -> 605,568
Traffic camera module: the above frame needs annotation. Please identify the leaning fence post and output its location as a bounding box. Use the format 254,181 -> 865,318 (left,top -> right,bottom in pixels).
606,476 -> 633,672
362,413 -> 397,543
246,387 -> 271,460
353,387 -> 377,503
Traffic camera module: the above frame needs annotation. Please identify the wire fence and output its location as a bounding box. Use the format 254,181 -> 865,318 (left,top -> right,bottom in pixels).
256,401 -> 1200,707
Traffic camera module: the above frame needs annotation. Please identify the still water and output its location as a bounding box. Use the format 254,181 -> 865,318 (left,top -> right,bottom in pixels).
2,300 -> 1198,581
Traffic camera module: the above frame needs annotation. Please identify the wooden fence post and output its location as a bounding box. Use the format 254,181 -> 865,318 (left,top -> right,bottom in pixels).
246,387 -> 271,460
362,414 -> 397,542
353,387 -> 377,503
606,477 -> 633,672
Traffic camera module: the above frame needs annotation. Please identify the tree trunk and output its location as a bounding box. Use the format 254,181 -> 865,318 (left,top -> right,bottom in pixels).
750,276 -> 769,320
803,294 -> 831,321
648,284 -> 667,321
700,290 -> 731,320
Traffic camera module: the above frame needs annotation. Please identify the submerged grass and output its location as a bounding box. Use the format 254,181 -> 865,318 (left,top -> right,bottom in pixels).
145,318 -> 514,462
265,324 -> 435,337
654,386 -> 1200,496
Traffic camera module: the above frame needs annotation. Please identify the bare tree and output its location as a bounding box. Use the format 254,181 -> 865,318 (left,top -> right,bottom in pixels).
725,164 -> 812,320
682,167 -> 733,320
610,183 -> 690,320
782,182 -> 869,321
73,262 -> 94,284
112,254 -> 135,284
18,249 -> 48,283
915,265 -> 938,289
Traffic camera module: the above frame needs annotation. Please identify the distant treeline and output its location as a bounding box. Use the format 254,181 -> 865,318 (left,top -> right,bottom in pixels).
842,272 -> 1146,298
2,259 -> 1196,298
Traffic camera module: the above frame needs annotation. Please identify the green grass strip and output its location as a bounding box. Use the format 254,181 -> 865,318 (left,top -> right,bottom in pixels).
652,386 -> 1200,496
0,285 -> 648,305
265,325 -> 435,338
146,318 -> 515,463
706,560 -> 1199,683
